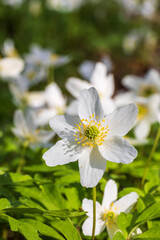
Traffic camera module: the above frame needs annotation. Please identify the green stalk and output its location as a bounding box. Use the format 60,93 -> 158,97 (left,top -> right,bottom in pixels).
142,126 -> 160,186
91,186 -> 96,240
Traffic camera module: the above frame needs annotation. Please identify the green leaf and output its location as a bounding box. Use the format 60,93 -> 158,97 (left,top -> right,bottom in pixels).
8,216 -> 42,240
51,219 -> 81,240
112,231 -> 126,240
45,209 -> 85,218
136,202 -> 160,224
21,219 -> 65,240
135,227 -> 160,239
0,198 -> 11,210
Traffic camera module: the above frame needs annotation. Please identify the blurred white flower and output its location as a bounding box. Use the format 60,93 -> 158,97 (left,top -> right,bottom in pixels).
12,110 -> 54,148
33,82 -> 67,126
117,0 -> 158,19
2,39 -> 19,57
82,179 -> 139,239
78,56 -> 113,80
0,57 -> 24,79
2,0 -> 24,6
43,87 -> 138,188
19,63 -> 46,88
134,95 -> 160,139
66,62 -> 116,115
25,44 -> 70,68
122,69 -> 160,98
115,91 -> 160,139
46,0 -> 84,12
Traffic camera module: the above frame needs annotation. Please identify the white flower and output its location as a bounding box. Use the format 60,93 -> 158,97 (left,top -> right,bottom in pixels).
122,69 -> 160,98
12,110 -> 54,148
2,39 -> 19,58
25,44 -> 70,68
0,57 -> 24,79
82,179 -> 139,239
78,56 -> 113,80
43,87 -> 138,188
66,62 -> 116,115
2,0 -> 24,7
117,0 -> 157,19
115,92 -> 160,139
134,95 -> 160,139
19,63 -> 46,88
33,83 -> 67,126
46,0 -> 84,12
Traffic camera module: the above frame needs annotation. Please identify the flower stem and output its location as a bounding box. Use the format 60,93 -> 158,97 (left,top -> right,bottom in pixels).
142,125 -> 160,186
91,186 -> 96,240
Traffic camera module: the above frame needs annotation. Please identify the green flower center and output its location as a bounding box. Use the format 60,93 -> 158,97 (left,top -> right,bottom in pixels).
139,85 -> 156,97
84,126 -> 100,140
103,210 -> 117,226
137,104 -> 148,119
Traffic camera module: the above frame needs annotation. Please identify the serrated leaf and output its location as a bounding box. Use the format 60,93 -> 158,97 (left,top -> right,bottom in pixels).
21,219 -> 65,240
8,216 -> 42,240
51,219 -> 81,240
136,202 -> 160,224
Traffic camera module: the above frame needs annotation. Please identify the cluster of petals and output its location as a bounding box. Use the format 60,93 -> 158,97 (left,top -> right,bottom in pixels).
66,62 -> 115,115
82,179 -> 139,239
115,69 -> 160,139
12,110 -> 54,148
43,87 -> 138,187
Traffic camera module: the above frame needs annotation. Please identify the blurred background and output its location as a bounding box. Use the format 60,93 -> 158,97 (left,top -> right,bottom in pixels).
1,0 -> 160,88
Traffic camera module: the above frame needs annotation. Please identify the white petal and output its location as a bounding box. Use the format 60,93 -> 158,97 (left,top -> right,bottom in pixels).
122,75 -> 143,90
25,91 -> 45,108
49,115 -> 81,141
107,224 -> 120,239
78,60 -> 95,80
134,120 -> 150,139
43,139 -> 83,167
78,147 -> 107,188
101,98 -> 116,115
26,111 -> 36,133
113,192 -> 139,214
78,87 -> 104,122
36,131 -> 55,143
98,136 -> 137,164
13,110 -> 29,136
44,83 -> 66,109
82,198 -> 103,218
0,57 -> 24,78
66,77 -> 91,98
65,100 -> 78,115
90,62 -> 107,86
35,108 -> 57,126
82,217 -> 105,236
145,69 -> 160,89
102,180 -> 118,209
105,103 -> 138,137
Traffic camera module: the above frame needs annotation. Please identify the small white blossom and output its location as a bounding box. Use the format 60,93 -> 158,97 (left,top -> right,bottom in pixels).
0,57 -> 24,79
43,87 -> 138,188
82,179 -> 139,239
66,62 -> 116,115
46,0 -> 84,12
2,39 -> 19,58
25,44 -> 70,68
115,93 -> 160,139
12,110 -> 55,148
122,69 -> 160,98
